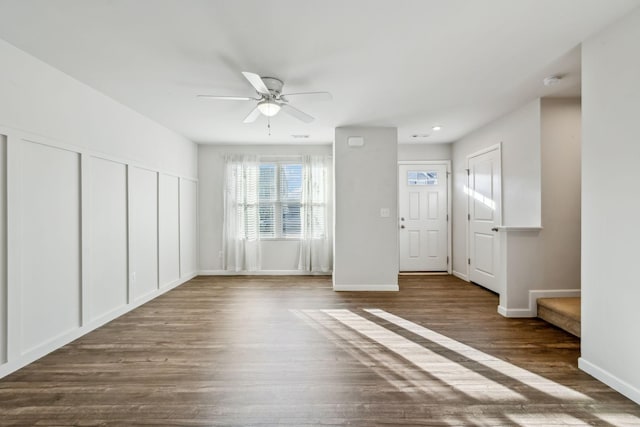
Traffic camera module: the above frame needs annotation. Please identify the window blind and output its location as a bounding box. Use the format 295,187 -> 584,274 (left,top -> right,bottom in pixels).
236,159 -> 326,240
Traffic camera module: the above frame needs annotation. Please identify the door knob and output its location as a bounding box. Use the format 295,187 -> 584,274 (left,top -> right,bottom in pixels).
491,227 -> 499,232
401,217 -> 405,221
400,225 -> 405,229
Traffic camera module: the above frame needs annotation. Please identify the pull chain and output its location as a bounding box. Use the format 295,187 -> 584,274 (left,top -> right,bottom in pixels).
267,116 -> 271,136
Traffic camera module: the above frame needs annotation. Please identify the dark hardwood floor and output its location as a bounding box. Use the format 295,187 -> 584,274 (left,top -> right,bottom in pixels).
1,275 -> 639,426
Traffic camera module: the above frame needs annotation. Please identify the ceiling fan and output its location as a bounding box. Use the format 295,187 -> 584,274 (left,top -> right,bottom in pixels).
198,71 -> 331,123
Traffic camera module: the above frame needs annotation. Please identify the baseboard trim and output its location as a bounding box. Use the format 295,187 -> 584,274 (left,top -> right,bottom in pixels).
497,305 -> 533,318
0,273 -> 196,380
399,272 -> 448,276
579,357 -> 640,405
333,284 -> 399,292
198,269 -> 331,276
452,270 -> 469,282
498,288 -> 581,318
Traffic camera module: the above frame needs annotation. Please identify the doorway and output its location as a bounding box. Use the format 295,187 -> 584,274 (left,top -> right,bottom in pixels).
466,145 -> 502,293
398,161 -> 451,273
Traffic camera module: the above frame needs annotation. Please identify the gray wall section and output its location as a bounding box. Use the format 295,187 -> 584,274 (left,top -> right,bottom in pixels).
581,6 -> 640,403
333,127 -> 398,289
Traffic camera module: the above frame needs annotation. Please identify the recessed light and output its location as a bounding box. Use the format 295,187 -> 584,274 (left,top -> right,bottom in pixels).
432,125 -> 442,131
291,134 -> 310,139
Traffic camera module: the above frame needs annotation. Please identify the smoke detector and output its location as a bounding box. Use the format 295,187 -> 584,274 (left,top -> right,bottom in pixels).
543,75 -> 562,86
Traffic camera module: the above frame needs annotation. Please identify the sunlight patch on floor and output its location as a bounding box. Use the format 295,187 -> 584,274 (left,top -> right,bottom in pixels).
365,308 -> 591,402
322,309 -> 526,402
291,309 -> 460,400
595,412 -> 640,426
506,413 -> 588,426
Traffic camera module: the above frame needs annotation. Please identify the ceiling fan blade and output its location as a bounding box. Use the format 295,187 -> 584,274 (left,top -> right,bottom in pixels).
281,104 -> 314,123
197,95 -> 255,101
243,106 -> 261,123
280,91 -> 332,101
242,71 -> 271,95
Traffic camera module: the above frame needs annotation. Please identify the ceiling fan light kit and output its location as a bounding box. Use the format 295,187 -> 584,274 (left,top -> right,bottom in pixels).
198,71 -> 331,125
257,100 -> 281,117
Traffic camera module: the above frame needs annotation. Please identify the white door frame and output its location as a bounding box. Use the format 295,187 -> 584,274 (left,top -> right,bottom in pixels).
398,160 -> 452,274
465,144 -> 502,281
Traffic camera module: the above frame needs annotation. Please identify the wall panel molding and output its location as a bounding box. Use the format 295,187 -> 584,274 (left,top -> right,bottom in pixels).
179,178 -> 198,278
129,166 -> 159,302
88,156 -> 128,322
0,134 -> 6,364
159,174 -> 181,287
0,128 -> 198,380
6,136 -> 22,362
20,140 -> 82,355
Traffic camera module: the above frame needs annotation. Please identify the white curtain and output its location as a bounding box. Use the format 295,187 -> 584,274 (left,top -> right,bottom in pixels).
222,154 -> 261,271
298,155 -> 332,273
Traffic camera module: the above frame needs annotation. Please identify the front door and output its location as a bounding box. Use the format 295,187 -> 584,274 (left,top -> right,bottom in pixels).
399,163 -> 448,271
467,146 -> 501,293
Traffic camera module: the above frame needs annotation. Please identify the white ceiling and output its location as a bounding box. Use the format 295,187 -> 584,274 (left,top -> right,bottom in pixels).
0,0 -> 638,144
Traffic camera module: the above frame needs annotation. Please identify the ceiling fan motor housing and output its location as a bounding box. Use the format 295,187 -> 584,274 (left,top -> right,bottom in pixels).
261,77 -> 284,97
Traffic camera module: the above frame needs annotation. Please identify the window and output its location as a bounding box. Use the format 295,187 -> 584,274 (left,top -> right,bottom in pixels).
223,155 -> 331,271
257,162 -> 304,238
227,155 -> 328,244
408,170 -> 438,185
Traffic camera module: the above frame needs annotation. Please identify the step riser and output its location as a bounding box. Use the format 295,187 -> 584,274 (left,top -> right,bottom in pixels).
538,305 -> 581,337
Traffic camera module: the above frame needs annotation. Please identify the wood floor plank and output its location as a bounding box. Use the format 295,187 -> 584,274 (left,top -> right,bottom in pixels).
1,275 -> 639,426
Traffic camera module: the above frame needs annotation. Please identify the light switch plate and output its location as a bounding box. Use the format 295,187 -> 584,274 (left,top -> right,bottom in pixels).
380,208 -> 390,218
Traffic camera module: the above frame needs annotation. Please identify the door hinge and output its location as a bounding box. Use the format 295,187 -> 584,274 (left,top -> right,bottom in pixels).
465,168 -> 470,175
467,213 -> 470,221
446,214 -> 449,221
468,258 -> 471,265
447,256 -> 449,264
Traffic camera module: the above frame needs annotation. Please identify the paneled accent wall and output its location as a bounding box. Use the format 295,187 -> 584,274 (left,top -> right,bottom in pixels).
0,129 -> 197,379
0,135 -> 7,364
180,179 -> 198,277
19,141 -> 82,354
159,174 -> 181,287
89,157 -> 128,322
129,166 -> 159,302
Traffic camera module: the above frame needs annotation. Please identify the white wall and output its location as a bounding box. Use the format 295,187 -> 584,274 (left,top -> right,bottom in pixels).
0,39 -> 198,379
198,144 -> 332,273
129,166 -> 159,301
0,40 -> 196,177
19,142 -> 82,353
580,7 -> 640,404
452,97 -> 581,315
452,99 -> 541,279
333,127 -> 398,290
539,98 -> 581,291
499,98 -> 582,314
398,143 -> 451,161
159,174 -> 181,286
89,157 -> 128,322
180,178 -> 198,277
0,135 -> 5,364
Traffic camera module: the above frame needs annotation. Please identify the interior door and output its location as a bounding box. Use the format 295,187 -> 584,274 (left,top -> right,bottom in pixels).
399,164 -> 448,271
467,147 -> 501,292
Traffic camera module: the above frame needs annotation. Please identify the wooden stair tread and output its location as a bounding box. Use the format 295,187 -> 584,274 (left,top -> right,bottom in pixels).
537,297 -> 581,321
537,297 -> 581,338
